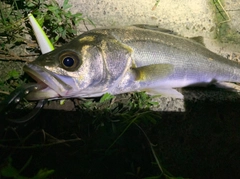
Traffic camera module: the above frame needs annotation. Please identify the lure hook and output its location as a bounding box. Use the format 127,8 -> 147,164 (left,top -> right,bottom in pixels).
0,83 -> 47,123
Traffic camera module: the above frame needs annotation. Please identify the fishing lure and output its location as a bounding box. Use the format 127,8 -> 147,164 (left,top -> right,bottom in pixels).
0,14 -> 54,122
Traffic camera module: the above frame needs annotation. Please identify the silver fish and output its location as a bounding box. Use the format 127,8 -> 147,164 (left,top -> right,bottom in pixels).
23,25 -> 240,100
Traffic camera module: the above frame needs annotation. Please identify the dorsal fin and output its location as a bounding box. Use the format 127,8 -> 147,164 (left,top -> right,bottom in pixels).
133,24 -> 205,46
133,24 -> 176,35
189,36 -> 205,46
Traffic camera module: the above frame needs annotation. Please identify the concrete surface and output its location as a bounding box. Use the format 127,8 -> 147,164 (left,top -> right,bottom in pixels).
56,0 -> 240,56
58,0 -> 215,37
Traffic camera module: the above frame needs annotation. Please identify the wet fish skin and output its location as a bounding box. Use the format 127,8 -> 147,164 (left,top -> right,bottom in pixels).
23,26 -> 240,100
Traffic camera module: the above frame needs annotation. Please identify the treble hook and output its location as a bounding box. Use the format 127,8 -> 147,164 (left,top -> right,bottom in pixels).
0,83 -> 47,123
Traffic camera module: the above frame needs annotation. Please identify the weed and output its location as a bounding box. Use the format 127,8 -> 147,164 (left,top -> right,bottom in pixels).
0,0 -> 86,96
25,0 -> 84,44
0,157 -> 54,179
0,0 -> 84,47
212,0 -> 240,43
152,0 -> 161,11
212,0 -> 230,24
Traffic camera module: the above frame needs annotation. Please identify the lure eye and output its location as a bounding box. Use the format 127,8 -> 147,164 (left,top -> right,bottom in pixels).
59,51 -> 81,71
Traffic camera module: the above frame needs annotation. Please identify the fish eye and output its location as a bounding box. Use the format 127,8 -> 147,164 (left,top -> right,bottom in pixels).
59,51 -> 81,71
63,57 -> 74,67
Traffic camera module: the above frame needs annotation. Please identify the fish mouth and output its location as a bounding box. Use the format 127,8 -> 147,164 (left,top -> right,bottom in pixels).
23,64 -> 74,100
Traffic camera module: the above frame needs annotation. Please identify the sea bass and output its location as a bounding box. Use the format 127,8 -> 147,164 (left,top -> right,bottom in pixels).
23,25 -> 240,100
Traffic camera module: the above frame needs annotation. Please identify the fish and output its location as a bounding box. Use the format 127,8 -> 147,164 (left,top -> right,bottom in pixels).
23,25 -> 240,100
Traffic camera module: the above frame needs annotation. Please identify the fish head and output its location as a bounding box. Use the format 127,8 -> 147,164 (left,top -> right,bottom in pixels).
24,35 -> 107,100
24,31 -> 133,100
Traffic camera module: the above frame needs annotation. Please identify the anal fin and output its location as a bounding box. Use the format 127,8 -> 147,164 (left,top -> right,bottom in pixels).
143,88 -> 184,99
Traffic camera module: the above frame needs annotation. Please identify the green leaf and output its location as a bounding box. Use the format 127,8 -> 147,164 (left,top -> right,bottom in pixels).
25,2 -> 36,8
32,168 -> 54,179
63,0 -> 72,10
54,34 -> 60,41
8,70 -> 20,79
0,165 -> 19,177
83,100 -> 93,108
60,99 -> 65,105
36,15 -> 45,27
47,6 -> 58,11
100,93 -> 114,103
143,176 -> 161,179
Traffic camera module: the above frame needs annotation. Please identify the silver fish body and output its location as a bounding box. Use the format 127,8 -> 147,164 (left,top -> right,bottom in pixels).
23,26 -> 240,100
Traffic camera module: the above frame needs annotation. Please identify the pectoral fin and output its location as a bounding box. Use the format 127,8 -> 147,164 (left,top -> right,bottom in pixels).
132,64 -> 174,81
144,88 -> 184,99
131,64 -> 181,98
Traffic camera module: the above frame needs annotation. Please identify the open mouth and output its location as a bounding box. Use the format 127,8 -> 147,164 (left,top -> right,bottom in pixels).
23,64 -> 72,100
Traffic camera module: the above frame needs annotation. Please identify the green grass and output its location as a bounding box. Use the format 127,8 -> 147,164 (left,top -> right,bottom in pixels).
1,90 -> 190,179
0,157 -> 54,179
0,0 -> 84,45
25,0 -> 84,44
211,0 -> 240,43
0,0 -> 85,96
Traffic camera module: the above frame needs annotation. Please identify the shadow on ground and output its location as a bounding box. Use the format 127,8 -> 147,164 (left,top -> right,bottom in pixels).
0,88 -> 240,179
